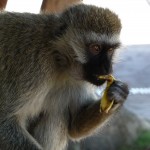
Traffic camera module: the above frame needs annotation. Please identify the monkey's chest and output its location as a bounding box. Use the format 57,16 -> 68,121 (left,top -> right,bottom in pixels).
27,107 -> 69,150
27,88 -> 70,147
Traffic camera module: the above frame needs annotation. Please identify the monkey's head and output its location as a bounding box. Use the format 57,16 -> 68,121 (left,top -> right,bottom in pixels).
54,4 -> 121,86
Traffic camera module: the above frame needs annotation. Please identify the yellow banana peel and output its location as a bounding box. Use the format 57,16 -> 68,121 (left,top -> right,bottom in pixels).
98,75 -> 115,113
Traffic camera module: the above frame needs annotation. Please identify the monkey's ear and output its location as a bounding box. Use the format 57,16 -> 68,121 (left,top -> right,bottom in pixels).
54,51 -> 70,68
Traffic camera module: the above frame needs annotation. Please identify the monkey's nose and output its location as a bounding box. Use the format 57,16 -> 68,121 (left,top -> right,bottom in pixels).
103,63 -> 112,75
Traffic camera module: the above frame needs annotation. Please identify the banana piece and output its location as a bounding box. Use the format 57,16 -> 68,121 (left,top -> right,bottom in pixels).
98,75 -> 115,113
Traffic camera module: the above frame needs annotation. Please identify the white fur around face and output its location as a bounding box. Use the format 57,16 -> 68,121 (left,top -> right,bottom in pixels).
71,41 -> 87,64
85,32 -> 120,45
69,31 -> 120,64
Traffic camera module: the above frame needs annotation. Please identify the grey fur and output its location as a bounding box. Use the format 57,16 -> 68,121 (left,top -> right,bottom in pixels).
0,4 -> 127,150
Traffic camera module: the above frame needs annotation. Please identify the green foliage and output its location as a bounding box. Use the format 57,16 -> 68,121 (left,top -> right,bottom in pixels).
121,130 -> 150,150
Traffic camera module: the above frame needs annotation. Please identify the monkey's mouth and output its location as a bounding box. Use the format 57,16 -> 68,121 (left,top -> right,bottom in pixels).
88,75 -> 107,86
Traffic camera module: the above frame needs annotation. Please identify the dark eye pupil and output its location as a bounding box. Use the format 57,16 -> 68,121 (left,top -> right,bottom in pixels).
89,44 -> 101,55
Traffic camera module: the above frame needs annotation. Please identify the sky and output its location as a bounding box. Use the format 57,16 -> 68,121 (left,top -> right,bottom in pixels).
6,0 -> 150,45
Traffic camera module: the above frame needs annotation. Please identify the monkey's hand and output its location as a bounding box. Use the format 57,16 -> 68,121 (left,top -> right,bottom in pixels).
68,80 -> 129,139
103,80 -> 129,113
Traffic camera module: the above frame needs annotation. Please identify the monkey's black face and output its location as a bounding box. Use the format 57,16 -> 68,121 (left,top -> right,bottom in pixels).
83,43 -> 120,86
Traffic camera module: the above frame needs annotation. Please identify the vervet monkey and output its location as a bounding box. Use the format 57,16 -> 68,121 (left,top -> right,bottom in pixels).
0,4 -> 129,150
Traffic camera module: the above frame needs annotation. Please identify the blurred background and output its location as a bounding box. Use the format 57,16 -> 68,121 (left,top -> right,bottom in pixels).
1,0 -> 150,149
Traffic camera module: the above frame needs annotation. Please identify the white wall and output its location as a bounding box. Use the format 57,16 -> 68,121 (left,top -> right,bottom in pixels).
6,0 -> 150,45
84,0 -> 150,45
6,0 -> 42,13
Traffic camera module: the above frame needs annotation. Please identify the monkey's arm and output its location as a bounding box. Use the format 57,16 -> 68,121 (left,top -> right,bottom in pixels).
0,117 -> 42,150
68,100 -> 110,139
68,80 -> 129,139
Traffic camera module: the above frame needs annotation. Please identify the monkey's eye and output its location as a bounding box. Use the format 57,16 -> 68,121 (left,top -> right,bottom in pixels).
108,48 -> 114,54
108,48 -> 113,52
107,48 -> 114,57
89,44 -> 101,55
